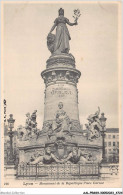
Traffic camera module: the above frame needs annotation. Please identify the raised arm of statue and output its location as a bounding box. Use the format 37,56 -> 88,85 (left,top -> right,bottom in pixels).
66,18 -> 78,26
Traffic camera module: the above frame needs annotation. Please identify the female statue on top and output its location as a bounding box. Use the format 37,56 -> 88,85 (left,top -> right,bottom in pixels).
47,8 -> 78,54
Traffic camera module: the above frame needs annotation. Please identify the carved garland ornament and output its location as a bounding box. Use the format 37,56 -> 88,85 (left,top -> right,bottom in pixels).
42,70 -> 80,85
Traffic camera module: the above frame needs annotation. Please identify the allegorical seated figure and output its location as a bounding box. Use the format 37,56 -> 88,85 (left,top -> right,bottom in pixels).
63,147 -> 92,164
47,8 -> 77,54
40,102 -> 72,139
28,147 -> 62,165
53,102 -> 71,136
47,102 -> 74,139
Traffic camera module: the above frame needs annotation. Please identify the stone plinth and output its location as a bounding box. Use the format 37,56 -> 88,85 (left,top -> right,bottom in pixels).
17,133 -> 102,164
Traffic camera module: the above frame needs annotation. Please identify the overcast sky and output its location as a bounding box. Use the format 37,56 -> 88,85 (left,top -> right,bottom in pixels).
2,2 -> 120,129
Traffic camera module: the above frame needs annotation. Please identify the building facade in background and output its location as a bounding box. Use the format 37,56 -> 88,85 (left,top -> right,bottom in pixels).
105,128 -> 119,163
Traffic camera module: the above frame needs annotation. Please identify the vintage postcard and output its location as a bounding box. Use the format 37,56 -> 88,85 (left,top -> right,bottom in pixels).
1,1 -> 122,188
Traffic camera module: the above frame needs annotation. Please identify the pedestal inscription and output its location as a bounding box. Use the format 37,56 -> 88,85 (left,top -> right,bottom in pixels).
44,83 -> 79,122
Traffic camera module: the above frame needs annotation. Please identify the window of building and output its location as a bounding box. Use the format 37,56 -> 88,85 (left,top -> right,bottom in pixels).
105,142 -> 107,147
108,135 -> 111,139
113,135 -> 115,139
108,142 -> 111,147
117,142 -> 119,147
113,142 -> 115,146
117,135 -> 119,139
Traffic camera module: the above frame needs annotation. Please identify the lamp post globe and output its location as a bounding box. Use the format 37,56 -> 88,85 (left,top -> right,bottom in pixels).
7,114 -> 15,129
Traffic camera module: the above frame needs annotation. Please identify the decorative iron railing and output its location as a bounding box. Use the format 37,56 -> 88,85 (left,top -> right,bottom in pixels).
17,163 -> 100,180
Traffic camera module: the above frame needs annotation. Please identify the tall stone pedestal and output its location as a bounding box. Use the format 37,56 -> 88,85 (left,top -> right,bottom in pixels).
41,53 -> 81,132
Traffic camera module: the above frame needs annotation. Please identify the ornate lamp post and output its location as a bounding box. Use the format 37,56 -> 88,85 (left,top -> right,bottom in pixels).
7,114 -> 15,165
100,113 -> 107,163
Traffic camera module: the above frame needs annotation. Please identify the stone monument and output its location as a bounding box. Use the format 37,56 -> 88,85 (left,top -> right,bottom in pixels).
16,8 -> 104,179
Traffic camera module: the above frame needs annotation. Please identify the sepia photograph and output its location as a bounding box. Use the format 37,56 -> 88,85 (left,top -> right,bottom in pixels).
1,1 -> 122,188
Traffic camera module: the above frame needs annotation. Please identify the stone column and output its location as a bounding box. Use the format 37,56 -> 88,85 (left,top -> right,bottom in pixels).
41,54 -> 81,132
